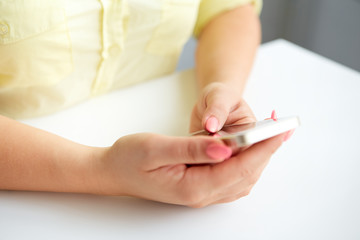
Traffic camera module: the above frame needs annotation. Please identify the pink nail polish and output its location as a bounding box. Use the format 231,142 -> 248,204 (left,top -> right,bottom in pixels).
283,129 -> 295,142
271,110 -> 277,121
206,144 -> 232,160
206,116 -> 219,133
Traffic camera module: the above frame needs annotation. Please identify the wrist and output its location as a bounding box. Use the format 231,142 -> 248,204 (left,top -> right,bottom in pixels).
79,146 -> 112,195
201,82 -> 242,98
84,144 -> 130,196
58,145 -> 109,195
197,73 -> 246,93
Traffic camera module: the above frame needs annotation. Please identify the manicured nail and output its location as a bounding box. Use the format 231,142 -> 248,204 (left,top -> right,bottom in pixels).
206,116 -> 219,133
206,144 -> 232,160
283,129 -> 295,142
271,110 -> 277,121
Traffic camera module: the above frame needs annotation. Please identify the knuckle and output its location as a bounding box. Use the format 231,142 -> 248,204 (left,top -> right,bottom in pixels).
248,175 -> 259,185
239,167 -> 254,178
140,133 -> 156,149
185,141 -> 198,162
207,103 -> 228,117
139,133 -> 159,160
180,186 -> 206,207
173,139 -> 198,163
210,101 -> 227,109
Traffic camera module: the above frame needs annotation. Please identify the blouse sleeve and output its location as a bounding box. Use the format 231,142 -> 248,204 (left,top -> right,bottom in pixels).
193,0 -> 262,37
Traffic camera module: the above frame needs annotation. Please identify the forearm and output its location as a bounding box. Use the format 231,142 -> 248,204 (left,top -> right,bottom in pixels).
195,4 -> 261,92
0,115 -> 103,193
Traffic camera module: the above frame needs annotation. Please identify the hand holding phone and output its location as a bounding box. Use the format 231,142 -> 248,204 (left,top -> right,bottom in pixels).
192,116 -> 300,154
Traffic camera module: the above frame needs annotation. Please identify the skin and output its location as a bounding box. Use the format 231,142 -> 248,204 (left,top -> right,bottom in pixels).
191,3 -> 261,133
0,4 -> 286,207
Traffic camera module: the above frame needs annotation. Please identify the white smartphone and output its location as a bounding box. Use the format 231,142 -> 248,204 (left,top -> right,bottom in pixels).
192,116 -> 300,153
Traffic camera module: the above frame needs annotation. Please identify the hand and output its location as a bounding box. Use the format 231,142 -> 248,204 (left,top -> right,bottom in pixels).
190,82 -> 256,133
90,132 -> 284,208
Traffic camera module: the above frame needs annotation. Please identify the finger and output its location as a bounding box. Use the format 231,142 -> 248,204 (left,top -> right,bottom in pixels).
189,106 -> 204,133
284,129 -> 295,141
207,133 -> 285,190
196,183 -> 254,207
202,93 -> 233,133
170,133 -> 284,206
151,136 -> 233,166
213,186 -> 253,205
221,101 -> 256,125
208,165 -> 263,204
179,134 -> 284,206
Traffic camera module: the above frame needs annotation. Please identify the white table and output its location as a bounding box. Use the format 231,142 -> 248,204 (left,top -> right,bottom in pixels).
1,39 -> 360,239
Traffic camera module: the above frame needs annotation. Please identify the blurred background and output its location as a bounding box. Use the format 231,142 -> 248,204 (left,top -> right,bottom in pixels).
177,0 -> 360,72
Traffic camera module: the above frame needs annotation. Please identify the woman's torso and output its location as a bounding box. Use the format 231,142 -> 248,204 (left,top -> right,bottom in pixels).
0,0 -> 200,118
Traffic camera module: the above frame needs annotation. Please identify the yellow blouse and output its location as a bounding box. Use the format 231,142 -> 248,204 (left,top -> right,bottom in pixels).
0,0 -> 261,119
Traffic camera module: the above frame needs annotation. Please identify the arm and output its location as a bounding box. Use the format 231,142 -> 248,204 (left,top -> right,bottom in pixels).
0,115 -> 99,193
196,3 -> 261,91
0,115 -> 229,194
0,113 -> 284,208
191,4 -> 261,132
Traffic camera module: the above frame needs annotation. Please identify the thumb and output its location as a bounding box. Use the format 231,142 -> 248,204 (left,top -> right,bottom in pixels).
156,136 -> 232,165
203,96 -> 231,133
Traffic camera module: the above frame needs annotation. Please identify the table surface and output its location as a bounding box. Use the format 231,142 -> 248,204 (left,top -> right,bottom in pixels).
1,39 -> 360,240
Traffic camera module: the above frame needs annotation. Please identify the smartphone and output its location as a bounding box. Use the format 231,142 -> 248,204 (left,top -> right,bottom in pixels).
192,116 -> 300,153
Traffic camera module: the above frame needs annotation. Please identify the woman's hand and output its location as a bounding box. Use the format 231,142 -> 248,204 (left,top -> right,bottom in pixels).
190,82 -> 256,134
91,132 -> 284,208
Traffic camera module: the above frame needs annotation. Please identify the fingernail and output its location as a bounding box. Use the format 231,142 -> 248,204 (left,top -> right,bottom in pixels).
206,116 -> 219,133
271,110 -> 277,121
283,129 -> 295,142
206,144 -> 232,160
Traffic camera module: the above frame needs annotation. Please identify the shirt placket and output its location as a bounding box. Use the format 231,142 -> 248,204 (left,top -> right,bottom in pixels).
92,0 -> 129,96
